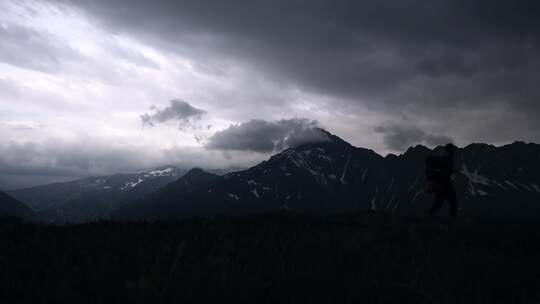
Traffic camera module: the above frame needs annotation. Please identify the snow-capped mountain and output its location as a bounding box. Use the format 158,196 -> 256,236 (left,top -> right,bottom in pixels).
113,131 -> 540,220
112,130 -> 388,219
8,166 -> 188,222
189,130 -> 388,215
9,130 -> 540,222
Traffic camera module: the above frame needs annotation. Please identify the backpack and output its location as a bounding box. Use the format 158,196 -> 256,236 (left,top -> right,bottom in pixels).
425,156 -> 449,194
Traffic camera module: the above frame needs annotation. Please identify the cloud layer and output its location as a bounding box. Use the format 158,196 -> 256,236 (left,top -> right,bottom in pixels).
0,23 -> 81,72
140,99 -> 206,128
375,124 -> 454,151
50,0 -> 540,149
61,0 -> 540,108
2,0 -> 540,188
0,135 -> 257,190
206,119 -> 328,152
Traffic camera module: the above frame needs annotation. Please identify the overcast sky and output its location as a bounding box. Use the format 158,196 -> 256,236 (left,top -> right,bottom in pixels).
1,0 -> 539,189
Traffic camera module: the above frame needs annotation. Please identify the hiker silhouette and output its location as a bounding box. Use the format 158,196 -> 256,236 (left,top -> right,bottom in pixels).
425,143 -> 458,219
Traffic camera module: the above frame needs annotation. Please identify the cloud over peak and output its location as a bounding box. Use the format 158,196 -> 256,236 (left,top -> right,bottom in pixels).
206,118 -> 329,153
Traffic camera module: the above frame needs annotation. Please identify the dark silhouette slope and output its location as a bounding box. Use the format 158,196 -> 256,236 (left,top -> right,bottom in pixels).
1,213 -> 540,303
115,130 -> 389,218
115,132 -> 540,220
9,130 -> 540,222
8,166 -> 188,222
0,191 -> 34,220
384,142 -> 540,218
114,168 -> 223,219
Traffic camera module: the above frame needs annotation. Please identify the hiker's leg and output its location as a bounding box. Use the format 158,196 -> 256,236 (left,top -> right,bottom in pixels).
447,185 -> 457,219
428,192 -> 444,216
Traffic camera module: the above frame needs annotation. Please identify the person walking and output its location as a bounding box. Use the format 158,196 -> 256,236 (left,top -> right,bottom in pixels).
425,143 -> 458,219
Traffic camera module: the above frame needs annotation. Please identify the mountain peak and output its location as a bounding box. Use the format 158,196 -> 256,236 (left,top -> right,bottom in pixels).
403,144 -> 432,156
293,128 -> 352,151
185,167 -> 205,176
152,165 -> 178,170
183,168 -> 220,181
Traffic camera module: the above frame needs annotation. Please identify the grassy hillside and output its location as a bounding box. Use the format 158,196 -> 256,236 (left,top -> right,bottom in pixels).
1,212 -> 539,303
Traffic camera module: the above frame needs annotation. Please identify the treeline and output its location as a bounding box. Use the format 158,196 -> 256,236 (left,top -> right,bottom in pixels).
1,213 -> 540,303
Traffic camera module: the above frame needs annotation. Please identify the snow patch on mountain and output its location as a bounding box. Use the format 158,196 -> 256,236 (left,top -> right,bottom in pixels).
361,168 -> 369,182
370,187 -> 378,211
517,182 -> 532,192
504,180 -> 520,190
385,194 -> 396,210
386,177 -> 394,192
460,165 -> 491,186
477,189 -> 488,196
340,155 -> 351,184
121,178 -> 143,191
227,193 -> 239,200
411,189 -> 422,204
145,167 -> 175,177
284,150 -> 309,168
492,181 -> 508,190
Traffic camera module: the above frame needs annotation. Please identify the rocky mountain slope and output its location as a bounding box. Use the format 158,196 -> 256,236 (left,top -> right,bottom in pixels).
114,168 -> 223,219
10,130 -> 540,222
115,130 -> 540,220
8,166 -> 188,222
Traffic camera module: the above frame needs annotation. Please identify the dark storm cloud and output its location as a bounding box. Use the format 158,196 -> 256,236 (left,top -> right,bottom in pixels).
51,0 -> 540,149
31,0 -> 540,147
206,119 -> 329,152
140,99 -> 206,128
58,0 -> 540,107
0,24 -> 81,72
375,124 -> 454,152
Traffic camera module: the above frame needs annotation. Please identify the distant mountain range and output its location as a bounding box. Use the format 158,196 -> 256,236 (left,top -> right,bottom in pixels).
113,130 -> 540,220
114,168 -> 223,219
112,131 -> 387,219
8,166 -> 189,222
6,130 -> 540,222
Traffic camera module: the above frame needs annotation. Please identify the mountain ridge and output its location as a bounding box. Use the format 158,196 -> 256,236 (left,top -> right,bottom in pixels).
8,166 -> 189,222
7,130 -> 540,222
113,132 -> 540,220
